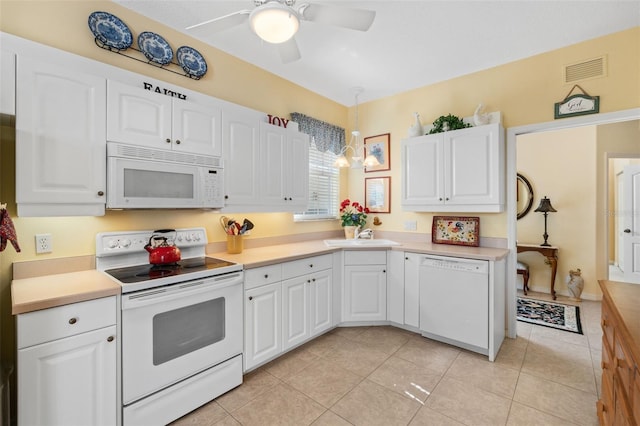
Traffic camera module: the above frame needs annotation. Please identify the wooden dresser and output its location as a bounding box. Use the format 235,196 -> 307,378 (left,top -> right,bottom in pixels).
598,280 -> 640,426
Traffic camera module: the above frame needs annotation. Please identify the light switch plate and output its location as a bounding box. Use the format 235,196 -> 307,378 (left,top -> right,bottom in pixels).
35,233 -> 52,254
403,221 -> 417,231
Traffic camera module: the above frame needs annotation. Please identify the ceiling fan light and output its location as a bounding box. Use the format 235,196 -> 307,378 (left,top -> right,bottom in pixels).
250,3 -> 300,44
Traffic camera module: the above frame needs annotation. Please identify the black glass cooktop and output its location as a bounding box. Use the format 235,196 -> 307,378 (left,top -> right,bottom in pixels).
105,257 -> 236,284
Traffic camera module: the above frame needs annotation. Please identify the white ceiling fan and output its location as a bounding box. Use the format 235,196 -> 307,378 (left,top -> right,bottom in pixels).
186,0 -> 376,63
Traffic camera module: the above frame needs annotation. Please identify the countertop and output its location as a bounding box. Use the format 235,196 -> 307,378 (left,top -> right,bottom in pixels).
11,238 -> 508,315
208,239 -> 509,268
12,270 -> 121,315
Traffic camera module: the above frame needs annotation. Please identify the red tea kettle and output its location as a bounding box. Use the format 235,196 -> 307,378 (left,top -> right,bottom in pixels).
144,229 -> 181,265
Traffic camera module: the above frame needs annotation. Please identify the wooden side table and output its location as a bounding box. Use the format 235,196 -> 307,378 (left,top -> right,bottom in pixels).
517,243 -> 559,299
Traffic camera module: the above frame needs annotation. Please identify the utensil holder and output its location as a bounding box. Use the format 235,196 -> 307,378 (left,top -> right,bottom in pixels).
226,235 -> 243,254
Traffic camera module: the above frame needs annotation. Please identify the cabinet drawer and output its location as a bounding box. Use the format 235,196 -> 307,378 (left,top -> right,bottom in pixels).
245,264 -> 282,290
601,299 -> 615,351
344,250 -> 387,265
633,370 -> 640,426
17,296 -> 116,349
282,254 -> 332,280
615,335 -> 634,395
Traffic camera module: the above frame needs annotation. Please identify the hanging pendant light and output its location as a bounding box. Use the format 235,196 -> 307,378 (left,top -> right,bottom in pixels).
334,88 -> 380,169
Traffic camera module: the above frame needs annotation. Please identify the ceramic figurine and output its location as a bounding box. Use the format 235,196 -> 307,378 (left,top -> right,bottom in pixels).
408,112 -> 423,137
473,103 -> 490,126
566,268 -> 584,301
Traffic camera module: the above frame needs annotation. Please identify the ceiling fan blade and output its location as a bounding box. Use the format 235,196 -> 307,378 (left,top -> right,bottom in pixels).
299,3 -> 376,31
186,10 -> 250,36
278,37 -> 301,63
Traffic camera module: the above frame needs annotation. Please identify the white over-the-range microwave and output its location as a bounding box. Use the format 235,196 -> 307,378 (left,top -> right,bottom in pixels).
106,142 -> 224,209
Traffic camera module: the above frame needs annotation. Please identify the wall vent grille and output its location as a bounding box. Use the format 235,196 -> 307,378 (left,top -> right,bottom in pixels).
564,56 -> 606,83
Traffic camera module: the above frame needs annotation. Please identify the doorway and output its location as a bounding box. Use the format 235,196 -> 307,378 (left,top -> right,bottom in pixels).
505,108 -> 640,338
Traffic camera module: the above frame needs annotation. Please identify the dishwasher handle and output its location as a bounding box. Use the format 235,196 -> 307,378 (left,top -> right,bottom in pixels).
420,255 -> 488,274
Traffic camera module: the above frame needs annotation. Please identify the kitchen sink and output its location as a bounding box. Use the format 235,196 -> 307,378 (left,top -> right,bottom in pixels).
323,239 -> 401,248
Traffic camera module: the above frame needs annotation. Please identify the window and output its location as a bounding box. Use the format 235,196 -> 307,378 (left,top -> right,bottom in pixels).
294,143 -> 339,221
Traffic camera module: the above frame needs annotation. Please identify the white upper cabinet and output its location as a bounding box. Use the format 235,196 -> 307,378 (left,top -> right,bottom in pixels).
221,107 -> 261,209
1,48 -> 15,115
16,56 -> 106,217
107,80 -> 222,156
401,123 -> 505,212
260,122 -> 309,209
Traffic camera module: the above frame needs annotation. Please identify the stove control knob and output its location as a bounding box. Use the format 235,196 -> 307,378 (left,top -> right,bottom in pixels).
121,239 -> 131,248
108,240 -> 118,249
185,234 -> 192,242
176,234 -> 183,242
194,233 -> 201,241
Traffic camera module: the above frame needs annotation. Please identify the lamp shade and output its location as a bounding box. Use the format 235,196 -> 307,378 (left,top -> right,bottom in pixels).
250,3 -> 299,44
534,196 -> 557,213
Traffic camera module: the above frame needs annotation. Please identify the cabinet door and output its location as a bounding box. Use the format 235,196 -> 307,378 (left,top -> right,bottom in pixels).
403,253 -> 421,328
107,80 -> 171,148
260,122 -> 287,205
222,109 -> 260,208
282,276 -> 309,350
244,283 -> 281,370
16,57 -> 106,216
386,250 -> 405,324
1,49 -> 15,115
286,130 -> 309,208
401,135 -> 443,207
445,124 -> 502,206
309,270 -> 332,336
343,265 -> 387,322
18,326 -> 117,426
172,99 -> 222,156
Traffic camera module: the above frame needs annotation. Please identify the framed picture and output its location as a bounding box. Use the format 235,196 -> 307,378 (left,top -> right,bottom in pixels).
432,216 -> 480,247
364,133 -> 390,172
365,177 -> 391,213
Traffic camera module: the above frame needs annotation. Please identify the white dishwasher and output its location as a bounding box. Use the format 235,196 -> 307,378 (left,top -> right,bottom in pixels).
419,255 -> 489,353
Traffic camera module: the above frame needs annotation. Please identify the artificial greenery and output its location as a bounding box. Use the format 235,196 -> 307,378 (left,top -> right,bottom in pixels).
428,114 -> 472,134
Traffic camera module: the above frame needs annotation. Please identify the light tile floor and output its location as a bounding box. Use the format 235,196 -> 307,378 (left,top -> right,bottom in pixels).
173,291 -> 602,426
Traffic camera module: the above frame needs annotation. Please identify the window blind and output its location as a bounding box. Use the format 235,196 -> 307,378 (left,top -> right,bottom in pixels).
294,143 -> 339,221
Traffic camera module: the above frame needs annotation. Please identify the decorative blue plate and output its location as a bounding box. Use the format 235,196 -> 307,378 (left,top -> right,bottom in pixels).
137,32 -> 173,65
88,11 -> 133,50
176,46 -> 208,78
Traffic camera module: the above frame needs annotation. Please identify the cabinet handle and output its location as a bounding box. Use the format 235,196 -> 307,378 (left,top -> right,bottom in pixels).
264,274 -> 269,279
383,269 -> 386,273
165,138 -> 171,144
283,197 -> 287,201
405,257 -> 409,260
439,198 -> 443,201
107,336 -> 115,342
289,197 -> 292,201
309,264 -> 313,268
445,197 -> 449,201
97,191 -> 104,196
175,139 -> 181,144
624,229 -> 631,233
312,278 -> 316,282
307,279 -> 311,283
68,317 -> 78,325
248,296 -> 253,301
225,195 -> 229,199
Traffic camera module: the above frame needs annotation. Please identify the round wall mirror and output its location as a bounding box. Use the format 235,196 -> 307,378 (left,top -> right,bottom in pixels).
517,173 -> 534,220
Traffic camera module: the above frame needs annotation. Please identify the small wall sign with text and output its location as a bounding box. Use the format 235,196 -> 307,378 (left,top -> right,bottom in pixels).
267,115 -> 290,128
143,82 -> 187,100
554,85 -> 599,119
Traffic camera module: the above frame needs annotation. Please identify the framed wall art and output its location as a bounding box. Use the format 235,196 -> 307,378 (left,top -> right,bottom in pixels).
432,216 -> 480,246
364,133 -> 390,172
365,177 -> 391,213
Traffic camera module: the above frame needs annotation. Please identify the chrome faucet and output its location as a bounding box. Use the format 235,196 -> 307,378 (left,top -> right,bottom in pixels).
355,228 -> 374,239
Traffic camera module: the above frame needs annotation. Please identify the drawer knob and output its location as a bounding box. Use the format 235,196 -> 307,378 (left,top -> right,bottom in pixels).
68,317 -> 78,325
264,274 -> 269,279
312,278 -> 316,282
248,296 -> 253,301
97,191 -> 104,196
176,140 -> 181,144
166,138 -> 171,143
107,336 -> 114,342
309,264 -> 314,268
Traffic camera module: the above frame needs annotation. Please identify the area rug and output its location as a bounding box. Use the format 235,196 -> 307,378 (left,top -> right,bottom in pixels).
517,297 -> 583,334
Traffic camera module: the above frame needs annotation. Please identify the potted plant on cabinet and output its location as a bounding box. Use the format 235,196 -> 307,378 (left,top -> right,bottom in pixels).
340,199 -> 369,239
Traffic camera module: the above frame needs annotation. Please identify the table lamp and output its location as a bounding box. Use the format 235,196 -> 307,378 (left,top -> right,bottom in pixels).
534,196 -> 557,246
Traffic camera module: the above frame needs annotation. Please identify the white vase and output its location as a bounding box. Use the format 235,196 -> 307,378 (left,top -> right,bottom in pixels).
343,226 -> 358,239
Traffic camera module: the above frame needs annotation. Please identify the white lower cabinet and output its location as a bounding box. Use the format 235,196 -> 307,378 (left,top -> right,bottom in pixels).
244,254 -> 332,371
245,282 -> 282,370
403,252 -> 421,328
17,297 -> 117,426
342,251 -> 387,323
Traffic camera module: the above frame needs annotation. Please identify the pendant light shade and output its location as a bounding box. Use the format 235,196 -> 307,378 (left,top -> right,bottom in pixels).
334,88 -> 380,169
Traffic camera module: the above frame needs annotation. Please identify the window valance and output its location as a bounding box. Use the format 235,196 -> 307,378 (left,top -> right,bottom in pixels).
290,112 -> 345,155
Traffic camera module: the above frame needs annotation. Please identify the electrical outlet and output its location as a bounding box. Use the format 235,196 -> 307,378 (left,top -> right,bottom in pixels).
403,221 -> 417,231
35,233 -> 52,254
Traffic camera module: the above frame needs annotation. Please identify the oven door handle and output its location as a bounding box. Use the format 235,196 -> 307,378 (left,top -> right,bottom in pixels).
121,272 -> 242,310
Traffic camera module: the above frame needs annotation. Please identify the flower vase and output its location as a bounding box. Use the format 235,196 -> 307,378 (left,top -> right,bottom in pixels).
343,226 -> 358,239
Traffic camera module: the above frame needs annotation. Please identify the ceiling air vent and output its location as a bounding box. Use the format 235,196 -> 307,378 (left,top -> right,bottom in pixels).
564,56 -> 607,83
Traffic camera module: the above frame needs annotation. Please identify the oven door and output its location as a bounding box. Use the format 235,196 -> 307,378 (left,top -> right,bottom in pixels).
121,271 -> 243,405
